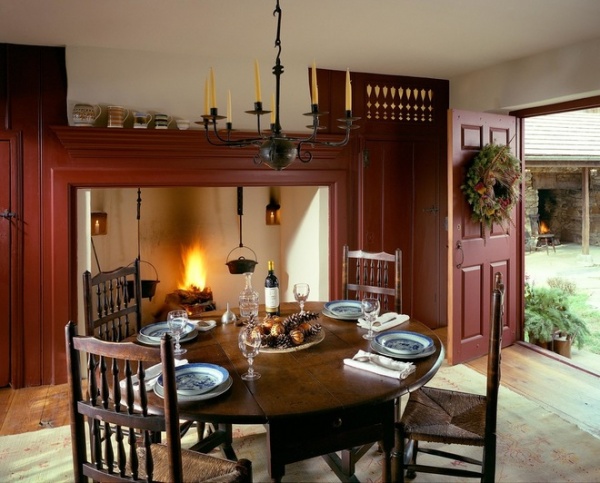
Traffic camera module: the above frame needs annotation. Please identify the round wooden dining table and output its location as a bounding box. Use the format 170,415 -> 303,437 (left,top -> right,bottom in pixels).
147,301 -> 444,482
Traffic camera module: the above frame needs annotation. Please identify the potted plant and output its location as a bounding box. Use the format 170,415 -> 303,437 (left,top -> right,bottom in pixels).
524,284 -> 564,349
524,281 -> 590,357
553,311 -> 590,358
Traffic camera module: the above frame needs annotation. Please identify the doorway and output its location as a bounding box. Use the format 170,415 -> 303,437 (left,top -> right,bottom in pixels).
517,102 -> 600,373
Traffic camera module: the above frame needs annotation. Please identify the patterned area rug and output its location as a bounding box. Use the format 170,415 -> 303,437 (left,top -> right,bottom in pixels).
1,364 -> 599,482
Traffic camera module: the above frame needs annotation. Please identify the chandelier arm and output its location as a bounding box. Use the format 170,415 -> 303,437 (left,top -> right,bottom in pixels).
204,119 -> 265,146
296,143 -> 313,164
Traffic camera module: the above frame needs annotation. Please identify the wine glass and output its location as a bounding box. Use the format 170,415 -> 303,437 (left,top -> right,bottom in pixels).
293,283 -> 310,314
239,293 -> 259,325
167,309 -> 189,356
361,298 -> 380,340
238,328 -> 261,380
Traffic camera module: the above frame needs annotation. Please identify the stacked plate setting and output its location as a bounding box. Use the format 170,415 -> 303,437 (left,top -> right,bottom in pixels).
137,321 -> 198,346
323,300 -> 363,320
154,363 -> 233,402
370,330 -> 436,360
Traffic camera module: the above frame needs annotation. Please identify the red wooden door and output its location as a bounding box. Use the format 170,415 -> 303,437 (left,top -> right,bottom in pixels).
448,110 -> 519,364
0,133 -> 21,387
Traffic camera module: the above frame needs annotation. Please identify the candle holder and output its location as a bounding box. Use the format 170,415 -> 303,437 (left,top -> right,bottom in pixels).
200,0 -> 359,171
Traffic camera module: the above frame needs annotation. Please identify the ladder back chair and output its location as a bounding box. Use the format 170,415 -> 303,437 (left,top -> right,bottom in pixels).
396,272 -> 505,482
83,258 -> 218,449
342,245 -> 402,313
83,258 -> 142,341
65,321 -> 252,483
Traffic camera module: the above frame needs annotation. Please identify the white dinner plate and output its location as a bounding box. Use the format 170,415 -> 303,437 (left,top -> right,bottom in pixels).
139,320 -> 195,340
373,331 -> 434,355
370,340 -> 437,360
137,330 -> 198,346
322,307 -> 360,321
154,376 -> 233,402
323,300 -> 363,319
156,363 -> 229,396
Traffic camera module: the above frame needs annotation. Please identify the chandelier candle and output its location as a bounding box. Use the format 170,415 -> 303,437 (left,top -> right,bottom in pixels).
265,260 -> 280,316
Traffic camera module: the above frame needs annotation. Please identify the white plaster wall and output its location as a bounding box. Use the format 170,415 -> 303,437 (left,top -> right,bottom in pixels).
66,46 -> 314,132
68,38 -> 600,128
280,186 -> 329,304
450,38 -> 600,113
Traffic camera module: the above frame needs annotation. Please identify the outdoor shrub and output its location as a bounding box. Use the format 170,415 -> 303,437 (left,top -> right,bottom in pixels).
547,276 -> 577,295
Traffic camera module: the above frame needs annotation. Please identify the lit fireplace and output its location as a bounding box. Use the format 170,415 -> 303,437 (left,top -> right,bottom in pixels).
539,220 -> 551,234
158,242 -> 216,319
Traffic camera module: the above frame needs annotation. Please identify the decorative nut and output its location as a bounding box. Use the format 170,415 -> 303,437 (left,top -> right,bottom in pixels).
289,329 -> 305,345
298,322 -> 312,334
270,323 -> 285,336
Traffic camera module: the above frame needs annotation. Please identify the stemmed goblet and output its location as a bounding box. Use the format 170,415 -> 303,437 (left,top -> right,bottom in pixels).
293,283 -> 310,314
238,327 -> 261,380
361,298 -> 380,340
167,309 -> 189,356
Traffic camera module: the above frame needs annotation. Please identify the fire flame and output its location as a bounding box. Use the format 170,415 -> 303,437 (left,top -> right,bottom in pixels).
179,243 -> 207,290
540,221 -> 550,234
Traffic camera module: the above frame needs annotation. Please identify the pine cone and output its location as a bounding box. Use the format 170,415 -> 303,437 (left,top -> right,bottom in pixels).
262,334 -> 277,348
274,334 -> 293,348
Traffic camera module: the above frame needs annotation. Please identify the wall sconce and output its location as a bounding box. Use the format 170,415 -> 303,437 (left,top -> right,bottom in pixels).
91,212 -> 108,236
591,169 -> 597,178
266,201 -> 281,225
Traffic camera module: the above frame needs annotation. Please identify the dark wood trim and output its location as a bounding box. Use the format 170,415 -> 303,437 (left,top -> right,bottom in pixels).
525,160 -> 600,168
49,127 -> 353,383
510,95 -> 600,118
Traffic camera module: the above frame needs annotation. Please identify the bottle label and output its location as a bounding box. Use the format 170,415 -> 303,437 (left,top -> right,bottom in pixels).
265,287 -> 280,312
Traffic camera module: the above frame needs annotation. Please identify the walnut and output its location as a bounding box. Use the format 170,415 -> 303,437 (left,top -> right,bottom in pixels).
270,322 -> 285,336
262,315 -> 279,330
289,329 -> 305,345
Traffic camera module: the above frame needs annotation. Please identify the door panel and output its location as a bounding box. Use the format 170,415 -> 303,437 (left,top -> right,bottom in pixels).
0,139 -> 10,386
448,110 -> 518,364
361,137 -> 443,327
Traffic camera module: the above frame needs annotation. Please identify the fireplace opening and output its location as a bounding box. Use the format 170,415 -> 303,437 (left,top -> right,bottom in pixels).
538,189 -> 557,233
78,185 -> 330,325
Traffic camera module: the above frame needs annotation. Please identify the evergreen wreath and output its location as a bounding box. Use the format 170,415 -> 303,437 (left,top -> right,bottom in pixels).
461,143 -> 522,228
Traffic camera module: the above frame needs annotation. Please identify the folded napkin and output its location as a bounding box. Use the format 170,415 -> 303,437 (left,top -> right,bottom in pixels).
121,358 -> 188,391
357,312 -> 409,332
343,350 -> 415,380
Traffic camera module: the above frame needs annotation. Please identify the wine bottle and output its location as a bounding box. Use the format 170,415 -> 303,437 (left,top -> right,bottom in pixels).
264,260 -> 280,316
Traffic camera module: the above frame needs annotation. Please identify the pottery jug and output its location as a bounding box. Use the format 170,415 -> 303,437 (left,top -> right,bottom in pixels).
107,105 -> 130,128
72,103 -> 101,127
133,112 -> 152,128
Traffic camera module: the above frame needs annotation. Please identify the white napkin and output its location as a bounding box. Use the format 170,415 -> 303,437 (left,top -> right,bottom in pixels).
357,312 -> 409,332
121,358 -> 188,391
343,350 -> 415,380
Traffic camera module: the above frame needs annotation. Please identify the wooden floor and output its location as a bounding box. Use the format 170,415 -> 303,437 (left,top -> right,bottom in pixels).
1,342 -> 599,438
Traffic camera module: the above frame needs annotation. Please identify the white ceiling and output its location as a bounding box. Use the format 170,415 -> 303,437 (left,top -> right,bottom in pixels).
1,0 -> 600,79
